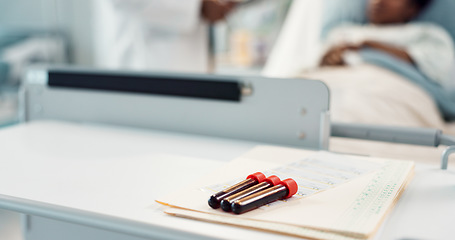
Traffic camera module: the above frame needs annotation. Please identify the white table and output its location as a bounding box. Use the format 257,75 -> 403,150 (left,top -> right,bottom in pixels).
0,121 -> 454,240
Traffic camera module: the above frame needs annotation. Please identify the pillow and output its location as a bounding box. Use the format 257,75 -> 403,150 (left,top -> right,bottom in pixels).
321,0 -> 455,47
416,0 -> 455,46
320,0 -> 367,38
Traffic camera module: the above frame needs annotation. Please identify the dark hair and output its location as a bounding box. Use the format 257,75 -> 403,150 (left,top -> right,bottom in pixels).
411,0 -> 433,10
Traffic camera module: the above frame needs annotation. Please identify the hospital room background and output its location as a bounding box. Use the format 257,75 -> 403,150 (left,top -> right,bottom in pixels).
1,0 -> 454,133
0,0 -> 455,239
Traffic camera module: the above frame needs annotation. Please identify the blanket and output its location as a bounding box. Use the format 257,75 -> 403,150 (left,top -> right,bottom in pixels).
299,64 -> 455,135
358,49 -> 455,121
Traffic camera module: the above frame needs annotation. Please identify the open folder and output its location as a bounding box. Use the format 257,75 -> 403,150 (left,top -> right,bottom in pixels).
157,146 -> 414,240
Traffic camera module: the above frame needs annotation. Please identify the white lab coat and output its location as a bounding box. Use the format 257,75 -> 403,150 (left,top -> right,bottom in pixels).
93,0 -> 208,73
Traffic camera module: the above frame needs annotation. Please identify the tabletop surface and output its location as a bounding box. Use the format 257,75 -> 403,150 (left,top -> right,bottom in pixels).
0,120 -> 454,240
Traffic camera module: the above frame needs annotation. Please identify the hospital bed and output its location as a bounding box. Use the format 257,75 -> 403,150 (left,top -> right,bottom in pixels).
0,29 -> 67,126
263,0 -> 455,137
0,67 -> 452,240
20,66 -> 455,168
0,29 -> 67,86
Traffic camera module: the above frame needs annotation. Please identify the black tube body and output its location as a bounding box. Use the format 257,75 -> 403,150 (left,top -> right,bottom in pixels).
220,182 -> 273,212
208,178 -> 257,209
231,185 -> 288,214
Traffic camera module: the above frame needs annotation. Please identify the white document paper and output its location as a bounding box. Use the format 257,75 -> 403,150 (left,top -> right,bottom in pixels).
157,146 -> 414,240
202,151 -> 384,201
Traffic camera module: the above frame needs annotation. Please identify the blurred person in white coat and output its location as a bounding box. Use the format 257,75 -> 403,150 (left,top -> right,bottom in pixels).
93,0 -> 235,73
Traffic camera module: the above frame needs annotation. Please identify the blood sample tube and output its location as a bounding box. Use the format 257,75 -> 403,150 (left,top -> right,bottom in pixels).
208,172 -> 266,209
220,175 -> 281,212
231,178 -> 298,214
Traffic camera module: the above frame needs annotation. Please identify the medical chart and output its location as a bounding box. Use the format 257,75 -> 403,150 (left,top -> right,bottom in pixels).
202,151 -> 384,204
157,146 -> 414,240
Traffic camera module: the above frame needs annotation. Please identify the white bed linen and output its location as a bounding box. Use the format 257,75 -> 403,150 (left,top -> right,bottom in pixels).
299,64 -> 455,135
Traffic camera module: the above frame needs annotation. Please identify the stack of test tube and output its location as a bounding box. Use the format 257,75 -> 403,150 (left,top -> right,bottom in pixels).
208,172 -> 298,214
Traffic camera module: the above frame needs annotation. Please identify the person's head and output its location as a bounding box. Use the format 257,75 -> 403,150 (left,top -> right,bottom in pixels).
368,0 -> 433,24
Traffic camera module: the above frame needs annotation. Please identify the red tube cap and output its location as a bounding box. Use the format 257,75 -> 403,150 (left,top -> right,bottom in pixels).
247,172 -> 266,183
280,178 -> 298,199
264,175 -> 281,186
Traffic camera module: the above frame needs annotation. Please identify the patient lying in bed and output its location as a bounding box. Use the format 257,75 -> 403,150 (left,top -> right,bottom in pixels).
320,0 -> 454,88
297,0 -> 455,132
